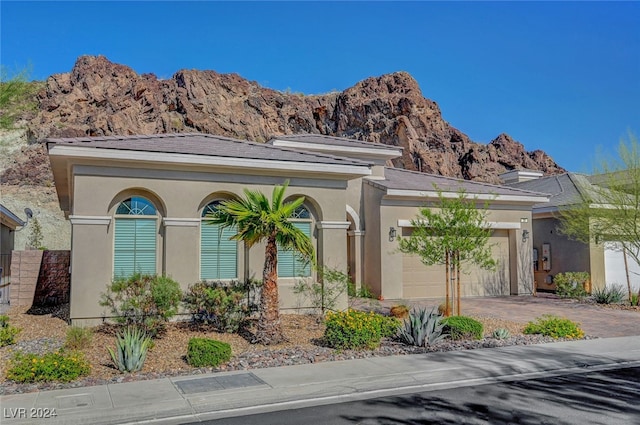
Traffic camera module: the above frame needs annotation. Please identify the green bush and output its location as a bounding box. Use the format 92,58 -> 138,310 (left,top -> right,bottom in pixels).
294,267 -> 350,314
186,338 -> 232,367
631,293 -> 639,307
441,316 -> 483,340
100,273 -> 182,336
0,315 -> 20,347
65,326 -> 93,350
324,309 -> 399,350
183,280 -> 255,333
6,351 -> 91,383
108,327 -> 152,373
592,284 -> 626,304
523,314 -> 584,339
554,272 -> 589,299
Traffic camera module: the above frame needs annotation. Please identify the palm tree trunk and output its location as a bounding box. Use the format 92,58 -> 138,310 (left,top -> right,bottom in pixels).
254,235 -> 286,344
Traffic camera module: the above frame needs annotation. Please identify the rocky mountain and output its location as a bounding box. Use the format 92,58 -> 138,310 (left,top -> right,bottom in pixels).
4,55 -> 563,187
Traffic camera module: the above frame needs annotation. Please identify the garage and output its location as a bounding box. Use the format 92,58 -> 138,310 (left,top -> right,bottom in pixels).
604,243 -> 640,293
402,229 -> 511,299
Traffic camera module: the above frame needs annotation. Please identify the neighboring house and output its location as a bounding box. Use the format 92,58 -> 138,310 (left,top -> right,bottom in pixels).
0,204 -> 25,304
504,170 -> 640,293
48,133 -> 547,325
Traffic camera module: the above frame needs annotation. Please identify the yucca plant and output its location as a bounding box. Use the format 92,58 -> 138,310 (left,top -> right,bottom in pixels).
108,327 -> 152,372
492,328 -> 511,340
398,307 -> 447,347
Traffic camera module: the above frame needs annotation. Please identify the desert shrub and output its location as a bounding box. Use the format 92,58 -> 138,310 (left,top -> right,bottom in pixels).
6,351 -> 90,383
398,307 -> 447,347
0,315 -> 20,347
65,326 -> 93,350
186,338 -> 232,367
554,272 -> 589,298
183,280 -> 256,333
100,273 -> 182,336
108,327 -> 152,373
390,304 -> 410,319
324,309 -> 399,350
347,282 -> 376,299
492,328 -> 511,340
523,314 -> 584,339
631,293 -> 639,307
592,284 -> 626,304
294,267 -> 349,314
441,316 -> 483,340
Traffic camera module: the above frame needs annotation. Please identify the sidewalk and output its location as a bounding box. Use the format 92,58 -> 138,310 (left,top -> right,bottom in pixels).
2,336 -> 640,425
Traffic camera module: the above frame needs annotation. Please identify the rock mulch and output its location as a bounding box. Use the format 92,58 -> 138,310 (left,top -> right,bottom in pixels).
0,303 -> 591,396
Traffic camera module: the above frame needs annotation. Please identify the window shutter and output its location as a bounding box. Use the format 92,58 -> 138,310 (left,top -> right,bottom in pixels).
201,224 -> 237,280
114,218 -> 157,278
278,222 -> 312,277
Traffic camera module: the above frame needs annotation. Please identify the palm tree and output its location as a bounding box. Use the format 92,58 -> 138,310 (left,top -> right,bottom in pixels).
205,181 -> 315,344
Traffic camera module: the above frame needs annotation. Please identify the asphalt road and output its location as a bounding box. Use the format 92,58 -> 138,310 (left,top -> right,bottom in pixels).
198,366 -> 640,425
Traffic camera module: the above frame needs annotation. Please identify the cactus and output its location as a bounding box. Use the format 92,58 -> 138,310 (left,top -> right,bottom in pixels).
492,328 -> 511,340
108,327 -> 152,372
398,307 -> 447,347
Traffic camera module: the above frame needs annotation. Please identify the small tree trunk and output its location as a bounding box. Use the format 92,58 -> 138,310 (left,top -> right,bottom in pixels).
254,235 -> 286,345
444,251 -> 451,316
623,248 -> 633,302
456,251 -> 461,316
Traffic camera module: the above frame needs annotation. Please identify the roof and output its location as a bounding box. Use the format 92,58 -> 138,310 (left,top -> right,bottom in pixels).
369,167 -> 549,203
508,173 -> 593,209
269,134 -> 402,152
0,204 -> 25,229
46,133 -> 371,168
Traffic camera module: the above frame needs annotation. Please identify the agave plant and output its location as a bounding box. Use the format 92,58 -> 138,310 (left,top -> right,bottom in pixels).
108,326 -> 152,372
398,307 -> 447,347
492,328 -> 511,340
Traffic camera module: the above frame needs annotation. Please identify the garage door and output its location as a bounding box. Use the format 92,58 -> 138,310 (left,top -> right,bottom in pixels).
402,229 -> 511,299
605,243 -> 640,293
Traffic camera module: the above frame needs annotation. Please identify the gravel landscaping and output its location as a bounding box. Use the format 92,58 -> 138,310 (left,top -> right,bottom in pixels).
0,302 -> 592,396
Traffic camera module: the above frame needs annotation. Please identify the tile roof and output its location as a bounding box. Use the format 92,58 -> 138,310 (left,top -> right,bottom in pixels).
375,167 -> 548,197
270,134 -> 402,151
508,173 -> 592,208
46,133 -> 372,167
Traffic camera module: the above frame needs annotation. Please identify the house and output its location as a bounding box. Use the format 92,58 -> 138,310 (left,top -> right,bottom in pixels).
47,133 -> 548,325
504,170 -> 640,293
0,204 -> 26,304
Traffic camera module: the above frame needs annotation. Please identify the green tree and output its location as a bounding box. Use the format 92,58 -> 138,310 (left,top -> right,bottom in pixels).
27,217 -> 44,250
0,66 -> 40,129
559,132 -> 640,300
205,181 -> 314,344
398,189 -> 496,316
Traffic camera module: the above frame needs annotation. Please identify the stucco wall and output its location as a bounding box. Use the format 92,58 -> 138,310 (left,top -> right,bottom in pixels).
68,166 -> 351,323
531,217 -> 603,291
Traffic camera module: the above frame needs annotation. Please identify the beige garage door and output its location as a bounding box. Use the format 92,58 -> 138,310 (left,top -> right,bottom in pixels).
402,229 -> 511,299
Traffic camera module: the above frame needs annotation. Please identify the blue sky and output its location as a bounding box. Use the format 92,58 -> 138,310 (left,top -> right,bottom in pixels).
1,1 -> 639,173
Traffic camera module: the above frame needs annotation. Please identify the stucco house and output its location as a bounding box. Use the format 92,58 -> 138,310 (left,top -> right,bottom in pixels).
47,133 -> 548,325
504,170 -> 640,293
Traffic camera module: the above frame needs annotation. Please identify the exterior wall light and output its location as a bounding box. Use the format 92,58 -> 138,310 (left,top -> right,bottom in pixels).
522,229 -> 530,243
389,226 -> 397,242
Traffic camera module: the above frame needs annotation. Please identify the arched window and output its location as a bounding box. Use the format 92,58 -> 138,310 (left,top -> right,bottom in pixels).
278,205 -> 312,277
114,196 -> 157,277
201,201 -> 237,280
